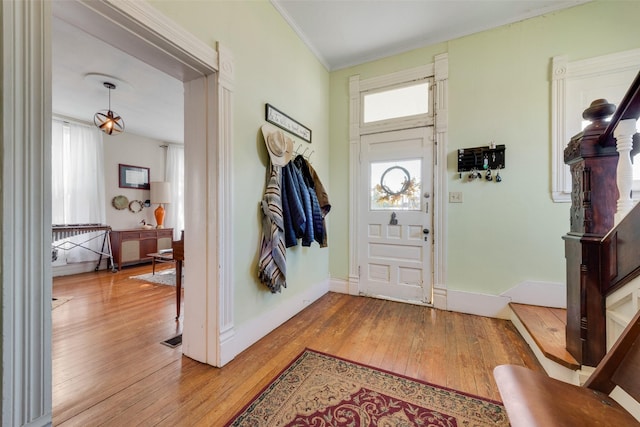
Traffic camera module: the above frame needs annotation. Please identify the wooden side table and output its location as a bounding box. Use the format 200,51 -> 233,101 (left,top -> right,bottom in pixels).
147,250 -> 183,320
147,250 -> 174,274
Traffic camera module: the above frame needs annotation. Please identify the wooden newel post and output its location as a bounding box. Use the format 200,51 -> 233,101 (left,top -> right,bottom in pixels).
563,99 -> 618,367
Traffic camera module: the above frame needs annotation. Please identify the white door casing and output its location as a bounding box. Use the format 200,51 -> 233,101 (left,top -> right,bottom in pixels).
51,0 -> 236,367
359,128 -> 434,304
349,57 -> 448,308
3,1 -> 234,424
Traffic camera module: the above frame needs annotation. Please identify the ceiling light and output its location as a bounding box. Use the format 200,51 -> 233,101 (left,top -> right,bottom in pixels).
94,82 -> 125,135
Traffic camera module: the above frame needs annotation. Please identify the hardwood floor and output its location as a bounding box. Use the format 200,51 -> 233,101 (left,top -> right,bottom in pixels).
53,267 -> 543,426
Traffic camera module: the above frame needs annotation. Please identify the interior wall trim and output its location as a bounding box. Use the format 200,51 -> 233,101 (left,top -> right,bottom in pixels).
433,52 -> 448,307
551,48 -> 640,203
4,3 -> 232,422
216,43 -> 236,366
53,0 -> 218,80
57,0 -> 232,369
447,289 -> 511,319
224,280 -> 329,359
348,58 -> 449,306
2,1 -> 53,425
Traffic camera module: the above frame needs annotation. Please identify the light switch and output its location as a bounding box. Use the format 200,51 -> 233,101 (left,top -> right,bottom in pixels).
449,192 -> 463,203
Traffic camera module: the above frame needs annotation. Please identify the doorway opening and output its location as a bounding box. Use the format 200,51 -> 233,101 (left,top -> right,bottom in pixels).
348,57 -> 449,308
49,0 -> 233,366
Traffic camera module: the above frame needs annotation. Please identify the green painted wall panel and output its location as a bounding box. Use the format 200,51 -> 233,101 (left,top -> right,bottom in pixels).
149,0 -> 331,325
329,1 -> 640,296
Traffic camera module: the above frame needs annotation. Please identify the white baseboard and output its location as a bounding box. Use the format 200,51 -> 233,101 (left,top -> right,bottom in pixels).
447,281 -> 566,320
432,283 -> 447,310
329,277 -> 360,295
23,414 -> 52,427
501,280 -> 566,308
348,275 -> 360,295
611,387 -> 640,422
329,277 -> 359,295
218,325 -> 236,366
509,309 -> 582,384
447,289 -> 511,319
329,277 -> 349,294
52,259 -> 109,277
220,279 -> 329,364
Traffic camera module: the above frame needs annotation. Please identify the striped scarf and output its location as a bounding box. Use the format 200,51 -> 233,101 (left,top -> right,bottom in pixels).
258,165 -> 287,292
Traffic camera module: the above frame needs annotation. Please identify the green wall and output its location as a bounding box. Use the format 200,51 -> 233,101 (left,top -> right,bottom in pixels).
149,0 -> 331,325
329,1 -> 640,296
147,0 -> 640,331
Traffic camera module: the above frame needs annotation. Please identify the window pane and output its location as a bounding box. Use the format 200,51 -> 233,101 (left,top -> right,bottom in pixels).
370,159 -> 421,210
363,82 -> 429,123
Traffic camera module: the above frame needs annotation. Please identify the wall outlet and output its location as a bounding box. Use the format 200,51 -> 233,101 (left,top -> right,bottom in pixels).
449,191 -> 463,203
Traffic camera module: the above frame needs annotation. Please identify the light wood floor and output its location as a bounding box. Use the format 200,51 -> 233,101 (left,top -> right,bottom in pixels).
53,266 -> 543,426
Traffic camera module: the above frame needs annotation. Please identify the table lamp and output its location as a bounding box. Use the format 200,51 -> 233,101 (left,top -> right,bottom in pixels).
150,181 -> 171,228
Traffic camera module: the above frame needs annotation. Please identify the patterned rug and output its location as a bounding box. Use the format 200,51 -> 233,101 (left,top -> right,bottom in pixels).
225,349 -> 509,426
130,268 -> 179,287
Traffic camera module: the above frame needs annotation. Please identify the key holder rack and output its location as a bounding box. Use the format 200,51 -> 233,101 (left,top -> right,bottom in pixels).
457,144 -> 506,179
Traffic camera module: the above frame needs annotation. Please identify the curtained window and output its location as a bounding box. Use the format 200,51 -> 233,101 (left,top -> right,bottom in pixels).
52,119 -> 106,263
165,145 -> 185,241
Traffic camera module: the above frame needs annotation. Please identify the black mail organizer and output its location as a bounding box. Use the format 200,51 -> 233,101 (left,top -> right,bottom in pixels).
457,144 -> 506,173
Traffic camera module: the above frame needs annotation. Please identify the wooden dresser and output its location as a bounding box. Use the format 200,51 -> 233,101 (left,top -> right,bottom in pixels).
110,228 -> 173,270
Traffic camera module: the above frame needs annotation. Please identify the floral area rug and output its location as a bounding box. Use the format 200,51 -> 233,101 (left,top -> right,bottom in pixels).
130,268 -> 178,287
225,349 -> 509,426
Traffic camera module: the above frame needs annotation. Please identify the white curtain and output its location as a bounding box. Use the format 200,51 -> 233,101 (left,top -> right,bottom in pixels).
52,119 -> 106,263
166,145 -> 185,241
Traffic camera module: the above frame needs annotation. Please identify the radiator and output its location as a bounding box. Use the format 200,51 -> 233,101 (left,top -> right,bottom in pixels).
52,224 -> 115,272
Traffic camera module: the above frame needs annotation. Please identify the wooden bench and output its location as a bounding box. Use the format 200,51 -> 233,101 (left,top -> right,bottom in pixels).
494,309 -> 640,426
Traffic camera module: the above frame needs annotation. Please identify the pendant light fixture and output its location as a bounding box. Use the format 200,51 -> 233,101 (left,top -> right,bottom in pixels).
94,82 -> 125,135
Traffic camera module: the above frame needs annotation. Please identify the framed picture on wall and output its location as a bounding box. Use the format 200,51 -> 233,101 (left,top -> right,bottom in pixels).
119,164 -> 150,190
265,103 -> 312,143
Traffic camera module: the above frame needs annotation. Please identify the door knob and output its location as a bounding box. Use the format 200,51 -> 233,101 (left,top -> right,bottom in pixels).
423,229 -> 430,234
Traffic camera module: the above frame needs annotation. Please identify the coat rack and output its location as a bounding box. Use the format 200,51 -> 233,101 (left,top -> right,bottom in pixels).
294,144 -> 314,163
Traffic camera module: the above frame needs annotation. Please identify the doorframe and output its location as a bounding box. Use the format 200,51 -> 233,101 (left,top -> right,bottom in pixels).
2,1 -> 235,424
348,55 -> 449,309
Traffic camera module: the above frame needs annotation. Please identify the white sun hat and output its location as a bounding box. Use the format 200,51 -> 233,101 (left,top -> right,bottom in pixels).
261,123 -> 293,167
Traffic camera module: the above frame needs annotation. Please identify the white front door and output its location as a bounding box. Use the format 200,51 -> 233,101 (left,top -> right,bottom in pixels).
359,127 -> 433,304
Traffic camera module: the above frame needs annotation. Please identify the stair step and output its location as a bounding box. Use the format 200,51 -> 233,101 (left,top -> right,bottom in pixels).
510,302 -> 579,370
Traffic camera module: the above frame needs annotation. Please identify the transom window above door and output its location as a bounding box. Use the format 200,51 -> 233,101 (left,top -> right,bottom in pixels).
362,81 -> 431,125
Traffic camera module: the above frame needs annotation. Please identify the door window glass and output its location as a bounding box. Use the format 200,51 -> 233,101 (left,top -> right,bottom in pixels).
370,159 -> 421,210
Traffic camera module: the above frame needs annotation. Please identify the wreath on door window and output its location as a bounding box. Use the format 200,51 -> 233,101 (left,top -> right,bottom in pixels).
374,166 -> 419,204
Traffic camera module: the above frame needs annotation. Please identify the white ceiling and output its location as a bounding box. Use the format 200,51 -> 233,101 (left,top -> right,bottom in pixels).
52,1 -> 587,143
52,16 -> 184,144
272,0 -> 588,70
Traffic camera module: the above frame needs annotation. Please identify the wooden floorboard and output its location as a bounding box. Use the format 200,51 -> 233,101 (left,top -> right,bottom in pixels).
509,302 -> 579,370
53,267 -> 544,426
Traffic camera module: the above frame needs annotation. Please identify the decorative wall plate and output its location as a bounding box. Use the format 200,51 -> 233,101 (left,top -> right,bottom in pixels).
112,195 -> 129,210
128,200 -> 144,213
